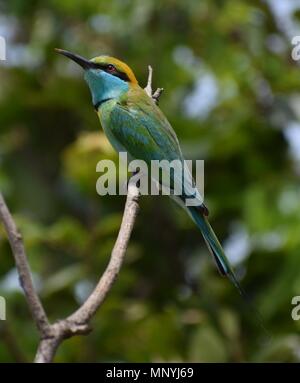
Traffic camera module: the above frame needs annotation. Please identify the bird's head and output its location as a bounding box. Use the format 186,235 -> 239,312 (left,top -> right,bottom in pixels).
55,49 -> 138,108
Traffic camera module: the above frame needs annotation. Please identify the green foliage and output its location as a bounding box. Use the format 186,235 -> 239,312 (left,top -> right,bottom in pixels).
0,0 -> 300,362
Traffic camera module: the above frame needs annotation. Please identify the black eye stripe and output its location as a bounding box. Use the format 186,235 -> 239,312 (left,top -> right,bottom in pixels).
113,71 -> 130,82
93,63 -> 130,82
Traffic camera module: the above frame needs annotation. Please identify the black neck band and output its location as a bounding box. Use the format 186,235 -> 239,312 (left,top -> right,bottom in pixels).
93,98 -> 112,110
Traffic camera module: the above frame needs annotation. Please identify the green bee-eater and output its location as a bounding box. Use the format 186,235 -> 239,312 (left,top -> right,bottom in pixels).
56,49 -> 243,294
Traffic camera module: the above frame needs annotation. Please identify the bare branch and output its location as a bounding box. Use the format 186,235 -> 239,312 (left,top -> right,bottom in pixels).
152,87 -> 164,103
0,193 -> 50,335
67,181 -> 139,325
144,65 -> 163,103
34,178 -> 140,363
144,65 -> 153,97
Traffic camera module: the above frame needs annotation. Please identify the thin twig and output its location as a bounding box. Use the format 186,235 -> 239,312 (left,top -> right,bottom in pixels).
152,87 -> 164,103
34,178 -> 140,363
144,65 -> 163,103
0,193 -> 50,335
67,181 -> 140,325
144,65 -> 153,96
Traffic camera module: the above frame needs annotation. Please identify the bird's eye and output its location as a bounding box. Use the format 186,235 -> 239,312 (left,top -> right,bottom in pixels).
107,64 -> 116,73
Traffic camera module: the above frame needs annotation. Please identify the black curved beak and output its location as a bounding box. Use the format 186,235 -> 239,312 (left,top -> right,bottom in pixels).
55,48 -> 95,70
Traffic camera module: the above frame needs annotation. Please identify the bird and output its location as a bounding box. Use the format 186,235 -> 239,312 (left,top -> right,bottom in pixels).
55,48 -> 243,295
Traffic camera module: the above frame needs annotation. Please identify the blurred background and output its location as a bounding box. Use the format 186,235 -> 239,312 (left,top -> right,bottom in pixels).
1,0 -> 300,362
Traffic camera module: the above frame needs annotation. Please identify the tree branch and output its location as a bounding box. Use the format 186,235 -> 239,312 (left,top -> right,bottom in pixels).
144,65 -> 164,103
0,193 -> 50,335
0,65 -> 162,363
67,181 -> 140,325
34,178 -> 140,362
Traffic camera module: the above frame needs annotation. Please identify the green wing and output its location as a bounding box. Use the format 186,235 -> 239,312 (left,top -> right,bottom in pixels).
109,92 -> 183,164
107,88 -> 203,204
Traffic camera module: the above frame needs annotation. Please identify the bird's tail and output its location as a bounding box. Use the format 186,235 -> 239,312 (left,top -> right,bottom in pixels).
188,206 -> 244,295
188,206 -> 271,338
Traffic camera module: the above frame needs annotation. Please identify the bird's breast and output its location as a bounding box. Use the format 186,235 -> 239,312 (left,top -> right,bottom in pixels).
96,101 -> 127,154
